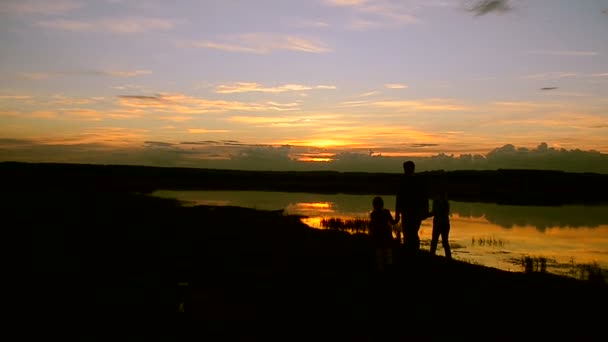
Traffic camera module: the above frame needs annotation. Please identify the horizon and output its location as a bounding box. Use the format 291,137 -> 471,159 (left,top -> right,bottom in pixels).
1,0 -> 608,172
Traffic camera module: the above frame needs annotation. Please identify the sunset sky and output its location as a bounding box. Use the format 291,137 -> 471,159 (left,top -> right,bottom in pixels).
1,0 -> 607,170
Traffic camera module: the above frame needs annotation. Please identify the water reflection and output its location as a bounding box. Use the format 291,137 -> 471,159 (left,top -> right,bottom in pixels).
453,202 -> 608,231
152,190 -> 608,278
156,190 -> 608,231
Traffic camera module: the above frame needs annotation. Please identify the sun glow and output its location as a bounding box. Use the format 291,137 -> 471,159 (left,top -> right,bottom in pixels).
285,139 -> 357,148
297,157 -> 333,162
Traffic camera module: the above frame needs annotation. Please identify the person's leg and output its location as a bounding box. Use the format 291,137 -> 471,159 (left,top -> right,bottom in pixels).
402,221 -> 412,251
376,248 -> 384,272
441,225 -> 452,259
430,226 -> 439,255
412,221 -> 422,250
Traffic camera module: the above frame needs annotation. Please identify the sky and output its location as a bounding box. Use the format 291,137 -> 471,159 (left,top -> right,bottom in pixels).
1,0 -> 608,172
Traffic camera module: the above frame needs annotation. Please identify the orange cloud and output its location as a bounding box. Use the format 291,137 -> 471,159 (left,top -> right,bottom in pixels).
370,99 -> 470,111
188,128 -> 230,134
384,83 -> 408,89
37,127 -> 148,147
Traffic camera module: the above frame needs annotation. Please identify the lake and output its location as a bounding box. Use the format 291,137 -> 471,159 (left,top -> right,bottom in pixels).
152,190 -> 608,279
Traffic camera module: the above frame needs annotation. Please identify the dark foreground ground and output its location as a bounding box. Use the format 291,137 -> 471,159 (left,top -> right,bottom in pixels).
5,182 -> 607,339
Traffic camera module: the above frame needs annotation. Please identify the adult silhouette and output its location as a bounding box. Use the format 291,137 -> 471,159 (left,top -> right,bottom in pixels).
395,161 -> 430,252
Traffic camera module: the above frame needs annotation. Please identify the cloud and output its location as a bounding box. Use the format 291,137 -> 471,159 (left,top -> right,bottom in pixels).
358,90 -> 380,97
3,137 -> 608,173
384,83 -> 408,89
467,0 -> 512,16
368,99 -> 471,111
0,0 -> 81,15
411,143 -> 439,148
157,115 -> 193,123
144,141 -> 175,147
117,93 -> 300,113
525,50 -> 599,57
228,115 -> 320,128
522,72 -> 577,80
291,20 -> 330,28
316,85 -> 337,90
41,127 -> 148,147
215,82 -> 336,94
188,129 -> 230,134
326,0 -> 367,5
37,17 -> 175,33
186,33 -> 330,54
21,70 -> 151,79
110,84 -> 149,91
0,95 -> 32,100
325,0 -> 420,30
592,73 -> 608,77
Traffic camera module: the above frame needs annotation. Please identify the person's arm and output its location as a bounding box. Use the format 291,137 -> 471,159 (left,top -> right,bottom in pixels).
394,190 -> 402,223
387,209 -> 398,225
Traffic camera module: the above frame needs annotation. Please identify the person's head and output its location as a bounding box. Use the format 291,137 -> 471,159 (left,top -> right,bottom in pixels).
403,160 -> 415,175
372,196 -> 384,210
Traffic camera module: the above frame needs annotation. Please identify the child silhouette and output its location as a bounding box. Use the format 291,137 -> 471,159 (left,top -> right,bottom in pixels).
369,196 -> 398,272
430,189 -> 452,259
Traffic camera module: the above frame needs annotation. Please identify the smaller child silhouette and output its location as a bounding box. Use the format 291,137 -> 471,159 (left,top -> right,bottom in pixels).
369,196 -> 398,272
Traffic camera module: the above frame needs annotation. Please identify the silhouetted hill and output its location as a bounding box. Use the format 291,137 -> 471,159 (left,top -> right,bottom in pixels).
2,161 -> 608,205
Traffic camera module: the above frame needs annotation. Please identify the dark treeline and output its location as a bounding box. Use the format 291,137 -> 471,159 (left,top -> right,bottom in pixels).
2,161 -> 608,205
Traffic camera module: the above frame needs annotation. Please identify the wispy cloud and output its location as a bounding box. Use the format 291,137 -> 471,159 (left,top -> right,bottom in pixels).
37,17 -> 175,33
0,95 -> 32,100
0,0 -> 81,15
118,93 -> 301,113
358,98 -> 470,111
215,82 -> 336,94
467,0 -> 512,17
325,0 -> 420,30
359,90 -> 380,97
291,20 -> 330,28
326,0 -> 367,5
525,50 -> 599,57
491,101 -> 561,113
186,33 -> 331,54
229,113 -> 340,128
21,70 -> 151,79
158,116 -> 193,123
384,83 -> 408,89
592,73 -> 608,77
39,127 -> 148,147
522,72 -> 577,80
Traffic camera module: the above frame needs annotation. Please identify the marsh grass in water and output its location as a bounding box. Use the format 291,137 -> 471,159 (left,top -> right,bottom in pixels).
471,235 -> 507,247
320,216 -> 401,235
512,255 -> 607,285
566,259 -> 606,284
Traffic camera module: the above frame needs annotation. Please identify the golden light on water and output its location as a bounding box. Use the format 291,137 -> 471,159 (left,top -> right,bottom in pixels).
295,202 -> 332,209
297,157 -> 333,162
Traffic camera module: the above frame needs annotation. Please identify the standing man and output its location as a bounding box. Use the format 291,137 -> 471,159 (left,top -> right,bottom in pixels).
395,160 -> 431,252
